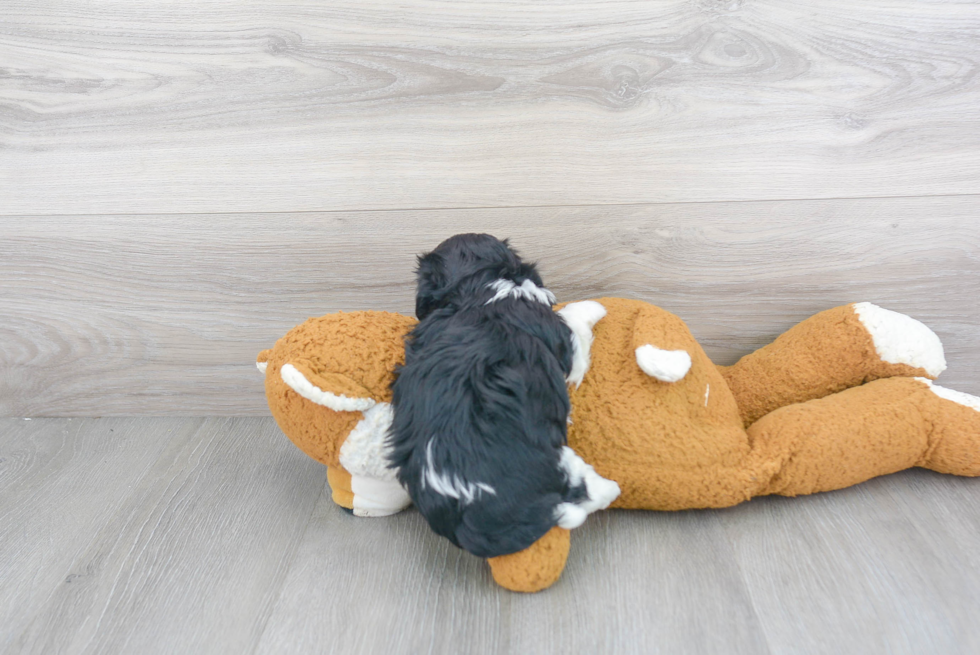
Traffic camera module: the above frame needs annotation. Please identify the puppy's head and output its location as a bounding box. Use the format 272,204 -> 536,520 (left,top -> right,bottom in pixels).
415,233 -> 544,319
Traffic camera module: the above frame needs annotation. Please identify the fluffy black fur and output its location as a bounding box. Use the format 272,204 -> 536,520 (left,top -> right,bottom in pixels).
388,234 -> 585,558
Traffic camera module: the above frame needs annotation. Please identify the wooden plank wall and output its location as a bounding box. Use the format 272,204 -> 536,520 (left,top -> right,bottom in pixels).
1,1 -> 978,415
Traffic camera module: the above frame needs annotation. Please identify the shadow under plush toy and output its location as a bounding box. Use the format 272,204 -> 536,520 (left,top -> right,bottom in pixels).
257,299 -> 980,592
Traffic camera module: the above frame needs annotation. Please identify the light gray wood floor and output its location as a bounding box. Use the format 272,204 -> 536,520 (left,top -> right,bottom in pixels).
2,417 -> 979,655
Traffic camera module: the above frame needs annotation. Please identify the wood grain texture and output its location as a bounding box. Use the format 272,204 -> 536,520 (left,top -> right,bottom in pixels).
719,471 -> 980,654
2,195 -> 978,416
3,418 -> 979,654
254,495 -> 771,655
0,417 -> 325,655
0,417 -> 203,645
1,0 -> 979,214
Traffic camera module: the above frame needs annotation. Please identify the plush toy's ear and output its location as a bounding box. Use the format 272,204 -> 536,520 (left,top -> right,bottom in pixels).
631,305 -> 694,383
279,358 -> 377,412
256,349 -> 272,374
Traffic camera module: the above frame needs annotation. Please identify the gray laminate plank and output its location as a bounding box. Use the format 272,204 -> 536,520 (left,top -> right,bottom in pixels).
502,510 -> 771,655
2,196 -> 978,416
0,417 -> 325,655
718,472 -> 980,655
882,469 -> 980,643
254,499 -> 770,655
1,1 -> 979,214
0,417 -> 204,650
3,418 -> 979,653
895,469 -> 980,572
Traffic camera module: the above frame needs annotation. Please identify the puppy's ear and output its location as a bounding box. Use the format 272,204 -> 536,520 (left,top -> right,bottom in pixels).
516,261 -> 544,288
415,251 -> 447,320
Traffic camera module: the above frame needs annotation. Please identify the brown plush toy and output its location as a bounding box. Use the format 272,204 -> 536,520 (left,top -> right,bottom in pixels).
257,300 -> 980,592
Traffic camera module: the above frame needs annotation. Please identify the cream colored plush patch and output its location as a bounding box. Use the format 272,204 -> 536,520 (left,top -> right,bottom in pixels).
336,402 -> 413,516
351,475 -> 412,517
256,361 -> 268,374
917,377 -> 980,412
339,402 -> 399,481
854,303 -> 947,377
280,363 -> 376,412
557,300 -> 607,387
635,345 -> 692,383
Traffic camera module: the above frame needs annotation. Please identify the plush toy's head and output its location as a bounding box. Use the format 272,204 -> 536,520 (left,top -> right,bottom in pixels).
257,311 -> 417,469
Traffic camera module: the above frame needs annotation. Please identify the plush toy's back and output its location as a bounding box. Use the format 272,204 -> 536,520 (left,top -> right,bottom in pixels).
565,298 -> 758,510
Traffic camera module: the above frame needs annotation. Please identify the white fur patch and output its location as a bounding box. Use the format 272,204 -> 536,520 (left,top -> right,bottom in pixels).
256,361 -> 268,374
350,475 -> 412,517
339,402 -> 398,481
854,303 -> 947,377
280,363 -> 376,412
553,446 -> 620,529
916,377 -> 980,413
557,300 -> 607,387
635,345 -> 692,383
422,440 -> 496,505
485,278 -> 557,306
554,503 -> 587,530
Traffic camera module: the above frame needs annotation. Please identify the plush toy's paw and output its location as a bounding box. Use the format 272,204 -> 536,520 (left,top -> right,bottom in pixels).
921,379 -> 980,413
326,466 -> 412,517
487,527 -> 571,593
635,345 -> 692,383
553,446 -> 620,529
337,402 -> 413,516
558,300 -> 607,387
349,477 -> 412,517
853,303 -> 946,378
327,466 -> 356,509
916,378 -> 980,477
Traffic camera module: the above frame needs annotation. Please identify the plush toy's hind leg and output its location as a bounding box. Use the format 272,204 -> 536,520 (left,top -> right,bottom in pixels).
487,527 -> 571,593
327,466 -> 356,510
916,380 -> 980,476
326,465 -> 412,517
746,377 -> 980,498
719,303 -> 946,426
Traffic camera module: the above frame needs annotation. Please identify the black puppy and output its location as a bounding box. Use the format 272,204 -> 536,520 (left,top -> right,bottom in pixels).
388,234 -> 618,558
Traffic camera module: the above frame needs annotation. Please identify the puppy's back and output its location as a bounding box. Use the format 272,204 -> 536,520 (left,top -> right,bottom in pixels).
389,298 -> 578,557
389,234 -> 590,556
